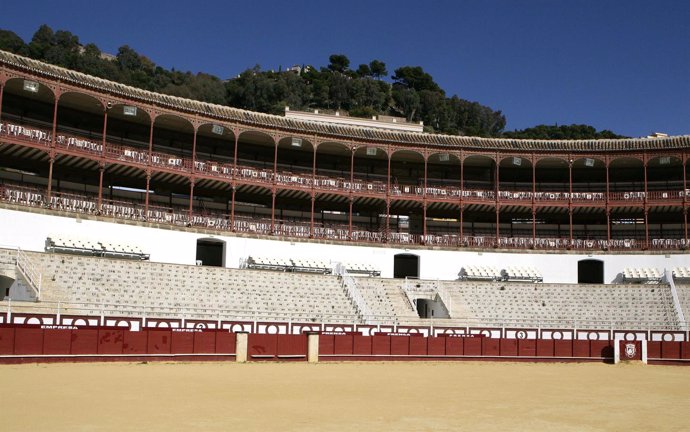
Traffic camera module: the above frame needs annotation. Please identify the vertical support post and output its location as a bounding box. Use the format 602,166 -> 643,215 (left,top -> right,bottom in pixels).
385,150 -> 391,241
230,187 -> 236,231
683,158 -> 688,243
97,165 -> 104,211
0,82 -> 4,121
46,157 -> 55,202
569,158 -> 573,246
188,180 -> 195,221
643,154 -> 649,249
232,132 -> 239,180
495,156 -> 500,244
235,332 -> 248,363
423,156 -> 428,240
144,173 -> 151,217
271,192 -> 276,234
310,195 -> 316,238
101,107 -> 108,157
532,155 -> 536,247
147,115 -> 154,161
307,332 -> 320,363
348,198 -> 353,240
606,158 -> 611,243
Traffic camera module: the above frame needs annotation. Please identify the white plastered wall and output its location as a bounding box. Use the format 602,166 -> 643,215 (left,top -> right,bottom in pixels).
1,208 -> 687,284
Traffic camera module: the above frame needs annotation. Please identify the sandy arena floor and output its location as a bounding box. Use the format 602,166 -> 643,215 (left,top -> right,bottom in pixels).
1,360 -> 688,431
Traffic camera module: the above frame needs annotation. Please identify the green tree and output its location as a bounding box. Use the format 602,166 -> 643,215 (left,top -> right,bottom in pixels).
327,54 -> 350,73
392,66 -> 442,92
369,60 -> 387,79
0,30 -> 28,55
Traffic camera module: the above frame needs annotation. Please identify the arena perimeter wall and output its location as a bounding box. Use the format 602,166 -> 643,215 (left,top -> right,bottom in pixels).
0,324 -> 688,365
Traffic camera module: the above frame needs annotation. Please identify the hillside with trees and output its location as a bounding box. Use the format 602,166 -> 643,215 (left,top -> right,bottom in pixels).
0,25 -> 624,139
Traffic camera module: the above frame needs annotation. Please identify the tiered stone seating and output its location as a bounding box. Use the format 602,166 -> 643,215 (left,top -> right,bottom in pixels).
355,277 -> 421,324
17,250 -> 357,322
440,281 -> 678,329
675,285 -> 690,322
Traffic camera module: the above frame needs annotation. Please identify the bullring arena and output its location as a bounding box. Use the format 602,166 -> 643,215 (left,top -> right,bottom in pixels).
0,49 -> 690,430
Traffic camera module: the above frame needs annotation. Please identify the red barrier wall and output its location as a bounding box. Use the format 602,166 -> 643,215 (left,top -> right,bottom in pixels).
0,325 -> 236,363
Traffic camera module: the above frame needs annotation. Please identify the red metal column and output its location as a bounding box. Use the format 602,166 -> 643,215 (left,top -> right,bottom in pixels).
459,153 -> 464,240
46,157 -> 55,203
349,146 -> 355,239
495,156 -> 500,244
532,155 -> 536,246
348,198 -> 353,240
271,192 -> 276,234
97,165 -> 104,211
189,127 -> 198,221
144,173 -> 151,216
98,107 -> 108,213
642,154 -> 649,249
230,187 -> 236,231
568,159 -> 573,245
47,94 -> 59,201
232,132 -> 239,179
683,154 -> 688,245
385,150 -> 391,241
147,116 -> 154,160
605,157 -> 611,243
101,108 -> 108,157
310,195 -> 315,238
312,144 -> 318,238
0,82 -> 4,120
423,157 -> 428,240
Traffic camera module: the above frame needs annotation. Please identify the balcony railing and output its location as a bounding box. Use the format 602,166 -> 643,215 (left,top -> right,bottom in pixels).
1,182 -> 687,252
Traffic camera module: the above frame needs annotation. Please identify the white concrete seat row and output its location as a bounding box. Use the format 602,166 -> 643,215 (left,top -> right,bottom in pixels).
45,235 -> 149,260
344,262 -> 381,277
14,248 -> 359,322
622,267 -> 662,282
460,266 -> 502,281
502,266 -> 543,282
672,267 -> 690,280
246,256 -> 331,273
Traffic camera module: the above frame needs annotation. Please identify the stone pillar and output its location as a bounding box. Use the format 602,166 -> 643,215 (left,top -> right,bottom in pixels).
307,332 -> 320,363
235,332 -> 248,363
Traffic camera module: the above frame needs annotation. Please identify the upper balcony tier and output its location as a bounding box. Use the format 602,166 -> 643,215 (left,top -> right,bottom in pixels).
1,49 -> 689,153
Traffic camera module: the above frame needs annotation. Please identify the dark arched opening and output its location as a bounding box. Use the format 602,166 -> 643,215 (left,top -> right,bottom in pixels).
578,259 -> 604,284
394,253 -> 419,279
0,275 -> 14,298
195,238 -> 225,267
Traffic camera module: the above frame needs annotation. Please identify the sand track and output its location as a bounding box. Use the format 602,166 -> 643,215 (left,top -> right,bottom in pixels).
1,361 -> 688,431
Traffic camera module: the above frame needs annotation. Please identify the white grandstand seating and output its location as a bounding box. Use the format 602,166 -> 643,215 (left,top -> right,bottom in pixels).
459,265 -> 502,281
45,235 -> 149,260
344,262 -> 381,277
18,249 -> 357,322
441,280 -> 678,329
245,256 -> 332,274
0,246 -> 683,330
672,266 -> 690,281
622,267 -> 663,283
502,266 -> 543,282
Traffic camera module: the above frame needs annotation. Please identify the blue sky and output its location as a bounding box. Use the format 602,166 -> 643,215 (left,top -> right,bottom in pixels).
2,1 -> 688,137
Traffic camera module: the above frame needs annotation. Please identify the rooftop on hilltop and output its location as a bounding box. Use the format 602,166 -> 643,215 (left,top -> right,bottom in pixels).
284,107 -> 424,133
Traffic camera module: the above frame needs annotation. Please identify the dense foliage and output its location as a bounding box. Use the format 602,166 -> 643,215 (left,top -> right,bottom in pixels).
0,25 -> 623,139
503,124 -> 624,139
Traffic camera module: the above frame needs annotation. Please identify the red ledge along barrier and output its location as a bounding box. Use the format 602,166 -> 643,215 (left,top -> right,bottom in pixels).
647,341 -> 690,365
0,325 -> 236,364
318,333 -> 615,362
